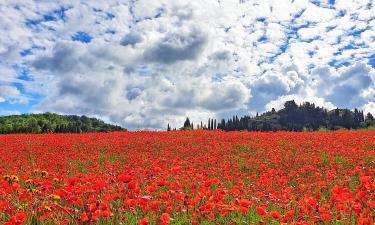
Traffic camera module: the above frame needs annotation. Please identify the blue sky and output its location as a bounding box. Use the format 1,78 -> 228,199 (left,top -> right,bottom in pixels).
0,0 -> 374,129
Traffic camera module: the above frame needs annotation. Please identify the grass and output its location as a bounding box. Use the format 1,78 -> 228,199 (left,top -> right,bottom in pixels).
21,210 -> 272,225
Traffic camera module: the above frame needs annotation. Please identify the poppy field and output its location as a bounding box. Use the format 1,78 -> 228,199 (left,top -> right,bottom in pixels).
0,131 -> 374,225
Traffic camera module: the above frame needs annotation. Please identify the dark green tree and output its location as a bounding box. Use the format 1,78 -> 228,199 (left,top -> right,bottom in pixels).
167,123 -> 171,131
366,112 -> 374,122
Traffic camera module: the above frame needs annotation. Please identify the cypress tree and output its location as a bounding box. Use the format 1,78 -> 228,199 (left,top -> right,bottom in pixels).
167,123 -> 171,131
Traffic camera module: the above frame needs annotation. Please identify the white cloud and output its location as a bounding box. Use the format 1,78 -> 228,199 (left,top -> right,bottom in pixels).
265,95 -> 335,112
0,85 -> 27,104
361,102 -> 375,115
0,65 -> 17,82
264,62 -> 375,113
0,109 -> 21,116
298,4 -> 336,23
310,62 -> 374,108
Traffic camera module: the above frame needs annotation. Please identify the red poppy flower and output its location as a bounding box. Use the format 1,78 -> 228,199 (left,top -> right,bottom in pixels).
138,218 -> 149,225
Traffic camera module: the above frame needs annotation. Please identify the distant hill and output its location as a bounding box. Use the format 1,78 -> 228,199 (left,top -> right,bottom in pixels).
180,100 -> 375,131
216,101 -> 375,131
0,113 -> 125,134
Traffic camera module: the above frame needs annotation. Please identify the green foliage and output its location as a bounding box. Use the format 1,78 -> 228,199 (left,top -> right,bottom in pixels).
0,113 -> 125,134
320,152 -> 331,167
318,127 -> 329,132
180,117 -> 194,130
217,100 -> 373,132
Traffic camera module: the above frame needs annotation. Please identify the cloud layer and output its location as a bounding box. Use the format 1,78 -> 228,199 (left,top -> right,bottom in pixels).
0,0 -> 374,129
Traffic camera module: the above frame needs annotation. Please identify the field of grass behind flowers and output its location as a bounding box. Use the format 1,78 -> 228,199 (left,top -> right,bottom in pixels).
0,130 -> 374,225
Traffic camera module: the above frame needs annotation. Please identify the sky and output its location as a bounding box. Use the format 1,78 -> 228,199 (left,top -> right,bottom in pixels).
0,0 -> 374,130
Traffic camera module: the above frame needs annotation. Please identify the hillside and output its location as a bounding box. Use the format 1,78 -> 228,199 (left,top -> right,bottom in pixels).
0,113 -> 125,134
180,100 -> 375,131
216,101 -> 375,131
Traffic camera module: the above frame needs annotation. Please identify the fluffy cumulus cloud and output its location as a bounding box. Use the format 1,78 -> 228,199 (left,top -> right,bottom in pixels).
0,85 -> 27,104
0,0 -> 374,129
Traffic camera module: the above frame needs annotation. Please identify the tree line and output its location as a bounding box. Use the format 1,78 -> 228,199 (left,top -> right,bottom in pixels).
0,113 -> 125,134
176,100 -> 375,131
